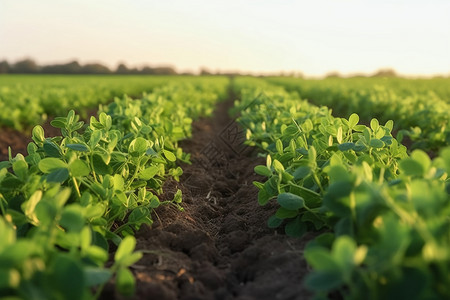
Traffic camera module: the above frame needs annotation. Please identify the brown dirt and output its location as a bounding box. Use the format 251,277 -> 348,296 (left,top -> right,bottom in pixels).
0,121 -> 60,161
100,94 -> 315,299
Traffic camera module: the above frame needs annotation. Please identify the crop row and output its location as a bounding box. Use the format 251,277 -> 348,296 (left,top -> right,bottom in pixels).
0,77 -> 229,299
0,75 -> 205,130
233,77 -> 450,299
267,77 -> 450,152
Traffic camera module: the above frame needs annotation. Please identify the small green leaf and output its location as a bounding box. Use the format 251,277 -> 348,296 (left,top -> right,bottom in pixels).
384,120 -> 394,131
338,142 -> 355,151
332,236 -> 357,270
12,160 -> 28,181
293,166 -> 310,180
272,159 -> 284,173
115,236 -> 136,262
277,193 -> 305,210
275,207 -> 298,219
48,254 -> 85,300
411,150 -> 431,173
139,166 -> 159,180
84,268 -> 112,287
69,160 -> 90,177
32,125 -> 45,143
50,119 -> 66,129
92,154 -> 112,175
43,141 -> 62,157
163,150 -> 176,162
336,126 -> 343,144
370,118 -> 379,132
399,158 -> 424,177
267,215 -> 283,228
67,144 -> 89,152
348,113 -> 359,128
47,168 -> 69,183
39,157 -> 67,173
369,139 -> 384,148
129,137 -> 148,155
254,165 -> 272,177
60,205 -> 85,233
285,216 -> 307,237
276,139 -> 283,154
116,268 -> 135,296
304,271 -> 343,291
257,188 -> 271,205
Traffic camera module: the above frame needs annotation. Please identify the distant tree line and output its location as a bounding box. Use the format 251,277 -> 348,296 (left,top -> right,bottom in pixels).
0,58 -> 178,75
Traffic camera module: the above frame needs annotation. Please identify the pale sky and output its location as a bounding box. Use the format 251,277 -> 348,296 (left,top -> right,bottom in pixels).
1,0 -> 449,76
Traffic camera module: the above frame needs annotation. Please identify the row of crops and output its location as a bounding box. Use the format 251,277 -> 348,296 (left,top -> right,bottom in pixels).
0,75 -> 196,130
0,74 -> 449,299
234,77 -> 450,299
267,77 -> 450,152
0,77 -> 228,299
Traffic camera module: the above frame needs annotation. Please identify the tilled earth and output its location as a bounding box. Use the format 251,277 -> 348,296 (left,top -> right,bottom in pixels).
0,98 -> 316,300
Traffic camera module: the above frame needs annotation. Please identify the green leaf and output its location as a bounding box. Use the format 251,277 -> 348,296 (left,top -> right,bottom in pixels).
332,236 -> 356,270
254,165 -> 272,177
90,130 -> 102,148
39,157 -> 67,173
304,271 -> 343,291
116,268 -> 135,296
293,166 -> 310,180
411,150 -> 431,173
285,216 -> 307,237
129,137 -> 148,155
267,215 -> 283,228
305,247 -> 341,271
118,252 -> 143,268
370,118 -> 379,132
84,267 -> 112,287
69,160 -> 90,177
276,139 -> 283,154
92,154 -> 112,175
338,142 -> 355,151
275,207 -> 298,219
336,126 -> 343,144
115,236 -> 137,263
43,141 -> 62,157
272,159 -> 285,173
32,125 -> 45,143
399,158 -> 424,177
257,188 -> 271,205
139,166 -> 159,180
47,168 -> 70,183
384,119 -> 394,131
60,205 -> 85,233
277,193 -> 305,210
128,207 -> 149,224
369,139 -> 384,148
163,150 -> 176,162
84,246 -> 109,265
67,143 -> 89,152
50,118 -> 66,129
348,113 -> 359,128
21,190 -> 42,224
35,201 -> 57,226
48,254 -> 85,300
12,160 -> 28,181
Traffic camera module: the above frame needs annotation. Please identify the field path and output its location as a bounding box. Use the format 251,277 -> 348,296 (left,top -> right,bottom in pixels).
101,87 -> 315,300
